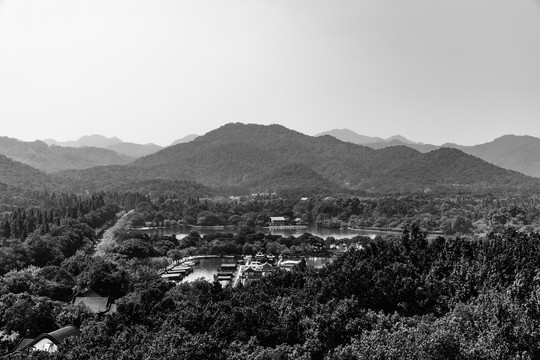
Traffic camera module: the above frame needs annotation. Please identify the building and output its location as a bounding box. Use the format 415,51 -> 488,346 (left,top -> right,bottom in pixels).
5,325 -> 81,356
243,264 -> 264,281
253,252 -> 276,264
160,264 -> 194,283
278,258 -> 306,271
215,263 -> 237,284
242,262 -> 276,284
269,217 -> 287,226
72,289 -> 116,315
217,263 -> 237,274
260,262 -> 274,275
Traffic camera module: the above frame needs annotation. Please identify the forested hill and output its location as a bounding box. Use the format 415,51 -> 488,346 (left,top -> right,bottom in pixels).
324,131 -> 540,178
57,123 -> 540,194
0,137 -> 133,172
443,135 -> 540,178
0,155 -> 71,192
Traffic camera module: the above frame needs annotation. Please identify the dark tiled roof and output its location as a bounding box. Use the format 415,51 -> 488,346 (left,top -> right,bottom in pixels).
47,325 -> 81,344
3,325 -> 81,358
12,338 -> 33,352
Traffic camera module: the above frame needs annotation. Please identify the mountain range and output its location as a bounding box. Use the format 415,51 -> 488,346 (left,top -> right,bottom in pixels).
0,154 -> 69,192
2,124 -> 540,195
315,129 -> 417,145
43,134 -> 200,158
0,134 -> 199,176
44,135 -> 163,158
56,123 -> 540,194
317,129 -> 540,178
0,137 -> 133,173
44,134 -> 124,148
443,135 -> 540,178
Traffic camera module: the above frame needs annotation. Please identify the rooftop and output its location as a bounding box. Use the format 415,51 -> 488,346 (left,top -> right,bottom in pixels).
6,325 -> 81,356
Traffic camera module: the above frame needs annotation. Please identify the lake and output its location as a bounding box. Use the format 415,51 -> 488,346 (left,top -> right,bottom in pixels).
135,226 -> 386,240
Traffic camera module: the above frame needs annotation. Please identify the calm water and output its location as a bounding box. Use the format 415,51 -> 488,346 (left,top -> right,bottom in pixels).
180,257 -> 334,284
135,226 -> 383,240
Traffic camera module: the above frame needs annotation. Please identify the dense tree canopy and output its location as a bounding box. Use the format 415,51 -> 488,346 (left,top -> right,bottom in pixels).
2,220 -> 540,358
3,189 -> 540,358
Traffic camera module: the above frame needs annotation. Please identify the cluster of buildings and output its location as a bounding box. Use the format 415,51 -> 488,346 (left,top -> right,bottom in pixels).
269,216 -> 308,228
158,253 -> 308,288
239,253 -> 306,285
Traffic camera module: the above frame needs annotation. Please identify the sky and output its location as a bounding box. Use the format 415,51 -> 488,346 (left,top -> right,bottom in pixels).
1,0 -> 539,146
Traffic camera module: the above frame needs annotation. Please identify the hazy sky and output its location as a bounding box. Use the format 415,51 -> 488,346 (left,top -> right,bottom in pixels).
1,0 -> 539,146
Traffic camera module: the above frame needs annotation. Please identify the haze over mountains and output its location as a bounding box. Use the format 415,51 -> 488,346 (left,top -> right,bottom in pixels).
315,129 -> 417,145
44,135 -> 163,158
318,129 -> 540,178
44,134 -> 123,148
0,133 -> 200,176
43,134 -> 200,158
0,136 -> 133,173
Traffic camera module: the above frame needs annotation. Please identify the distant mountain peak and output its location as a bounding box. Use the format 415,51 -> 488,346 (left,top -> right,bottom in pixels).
317,128 -> 356,135
40,135 -> 161,158
315,129 -> 383,144
43,134 -> 122,148
107,142 -> 162,158
315,128 -> 419,145
386,135 -> 415,144
491,134 -> 539,144
170,134 -> 199,146
76,134 -> 123,147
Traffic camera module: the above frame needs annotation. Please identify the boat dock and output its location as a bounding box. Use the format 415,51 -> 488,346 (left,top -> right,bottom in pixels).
160,264 -> 194,283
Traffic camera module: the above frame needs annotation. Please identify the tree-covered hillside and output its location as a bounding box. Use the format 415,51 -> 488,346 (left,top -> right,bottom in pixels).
2,186 -> 540,358
0,155 -> 70,192
0,137 -> 133,172
127,123 -> 540,193
344,133 -> 540,179
3,224 -> 540,359
447,135 -> 540,178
